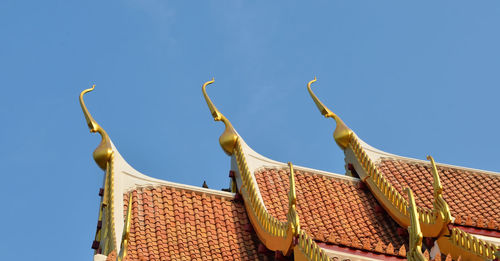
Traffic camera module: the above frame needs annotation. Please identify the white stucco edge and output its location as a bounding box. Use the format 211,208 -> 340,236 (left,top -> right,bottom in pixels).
322,247 -> 384,261
93,254 -> 107,261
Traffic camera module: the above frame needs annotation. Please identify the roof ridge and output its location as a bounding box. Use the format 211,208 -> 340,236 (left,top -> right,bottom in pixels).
377,155 -> 500,177
255,165 -> 360,184
121,176 -> 236,198
357,137 -> 500,177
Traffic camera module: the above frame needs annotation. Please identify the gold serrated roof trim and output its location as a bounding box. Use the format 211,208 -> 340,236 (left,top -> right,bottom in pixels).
437,226 -> 498,260
232,139 -> 297,254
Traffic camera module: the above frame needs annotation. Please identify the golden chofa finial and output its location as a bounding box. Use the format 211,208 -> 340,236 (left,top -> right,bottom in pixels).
307,77 -> 353,149
202,78 -> 238,155
79,85 -> 112,170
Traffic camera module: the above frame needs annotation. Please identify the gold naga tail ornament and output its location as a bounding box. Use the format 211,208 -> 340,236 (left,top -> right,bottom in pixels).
405,188 -> 427,261
307,77 -> 353,149
427,155 -> 452,226
202,78 -> 238,155
79,85 -> 113,170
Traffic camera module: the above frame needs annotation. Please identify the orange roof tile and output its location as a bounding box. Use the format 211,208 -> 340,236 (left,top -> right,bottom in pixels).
378,158 -> 500,231
255,168 -> 408,258
121,186 -> 267,261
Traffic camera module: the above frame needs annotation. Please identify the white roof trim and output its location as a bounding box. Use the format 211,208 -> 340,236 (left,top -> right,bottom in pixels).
235,133 -> 358,182
321,246 -> 385,261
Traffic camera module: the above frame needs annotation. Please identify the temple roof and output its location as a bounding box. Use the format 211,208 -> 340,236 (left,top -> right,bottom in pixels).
256,167 -> 408,258
82,81 -> 500,261
378,158 -> 500,233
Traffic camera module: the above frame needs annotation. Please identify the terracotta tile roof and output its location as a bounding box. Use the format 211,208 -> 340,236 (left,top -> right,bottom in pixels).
106,250 -> 117,261
255,168 -> 408,258
120,186 -> 266,261
378,158 -> 500,231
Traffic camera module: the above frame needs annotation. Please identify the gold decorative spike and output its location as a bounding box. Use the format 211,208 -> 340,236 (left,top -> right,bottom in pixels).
307,77 -> 353,149
287,162 -> 300,235
427,156 -> 443,199
427,156 -> 452,225
288,162 -> 297,207
117,193 -> 133,261
202,78 -> 238,155
79,85 -> 112,170
405,187 -> 427,261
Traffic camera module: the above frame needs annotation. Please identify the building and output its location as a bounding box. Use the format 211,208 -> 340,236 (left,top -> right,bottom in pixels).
80,78 -> 499,261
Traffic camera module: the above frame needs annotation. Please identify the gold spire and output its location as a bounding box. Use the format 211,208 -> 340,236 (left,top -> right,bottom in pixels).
427,156 -> 452,224
79,85 -> 112,170
307,77 -> 353,149
202,78 -> 238,155
405,187 -> 427,261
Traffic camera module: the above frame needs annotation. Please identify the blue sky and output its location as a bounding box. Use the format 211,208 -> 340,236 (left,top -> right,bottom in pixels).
1,1 -> 499,260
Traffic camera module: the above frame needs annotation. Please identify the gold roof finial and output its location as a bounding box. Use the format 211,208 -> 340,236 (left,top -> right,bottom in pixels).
404,187 -> 427,261
307,77 -> 353,149
202,78 -> 238,155
427,156 -> 452,224
79,85 -> 112,170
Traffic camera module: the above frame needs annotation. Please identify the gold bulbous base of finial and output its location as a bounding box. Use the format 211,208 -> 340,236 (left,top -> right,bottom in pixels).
219,127 -> 238,155
332,119 -> 353,149
80,85 -> 113,170
202,78 -> 239,155
93,144 -> 113,170
307,77 -> 353,149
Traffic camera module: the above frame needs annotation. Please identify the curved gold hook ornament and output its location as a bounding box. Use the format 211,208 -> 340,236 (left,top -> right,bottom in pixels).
79,85 -> 112,170
287,162 -> 297,207
307,77 -> 353,149
202,78 -> 238,155
426,156 -> 442,198
427,155 -> 452,225
404,187 -> 426,261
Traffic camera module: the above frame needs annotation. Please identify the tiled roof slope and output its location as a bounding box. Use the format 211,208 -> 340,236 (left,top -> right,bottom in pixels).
255,168 -> 409,258
378,158 -> 500,231
120,186 -> 267,261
